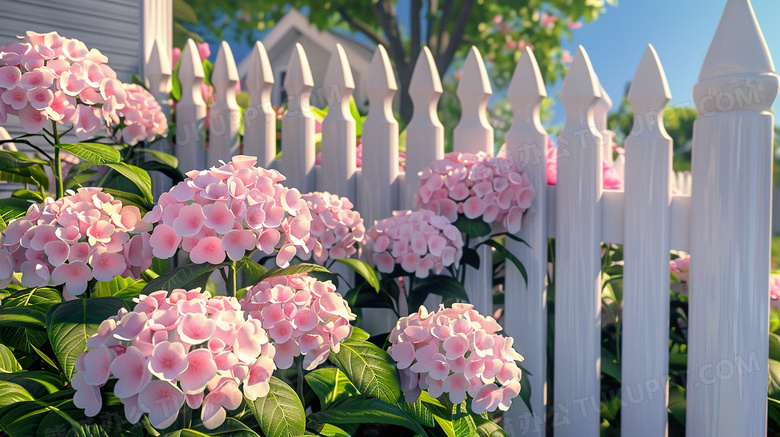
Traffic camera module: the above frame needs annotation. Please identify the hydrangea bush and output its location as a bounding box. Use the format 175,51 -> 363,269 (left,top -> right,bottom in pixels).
0,31 -> 531,437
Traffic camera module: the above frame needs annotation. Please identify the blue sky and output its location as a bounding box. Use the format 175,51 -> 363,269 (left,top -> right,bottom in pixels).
553,0 -> 780,120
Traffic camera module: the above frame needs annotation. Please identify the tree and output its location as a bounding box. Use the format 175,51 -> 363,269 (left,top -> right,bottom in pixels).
177,0 -> 616,124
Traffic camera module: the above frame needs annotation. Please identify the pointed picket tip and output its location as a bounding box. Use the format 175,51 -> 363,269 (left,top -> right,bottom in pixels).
457,46 -> 492,96
598,84 -> 612,110
148,39 -> 171,76
560,46 -> 601,105
507,47 -> 546,100
366,45 -> 397,92
409,46 -> 442,93
627,45 -> 671,111
699,0 -> 775,81
284,43 -> 314,96
213,41 -> 239,91
324,43 -> 355,92
246,41 -> 274,94
179,39 -> 205,84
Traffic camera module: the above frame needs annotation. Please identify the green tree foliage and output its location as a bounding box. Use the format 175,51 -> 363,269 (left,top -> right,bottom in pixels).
176,0 -> 616,123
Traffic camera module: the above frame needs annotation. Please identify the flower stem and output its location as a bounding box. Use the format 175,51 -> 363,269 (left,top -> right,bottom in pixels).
227,261 -> 237,298
51,121 -> 63,199
296,356 -> 306,404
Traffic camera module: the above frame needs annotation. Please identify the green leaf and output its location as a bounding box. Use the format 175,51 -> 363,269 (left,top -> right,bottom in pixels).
328,338 -> 402,404
0,306 -> 46,329
451,401 -> 477,437
65,423 -> 110,437
262,263 -> 333,280
0,197 -> 34,231
477,239 -> 527,286
348,326 -> 370,342
248,376 -> 305,437
46,298 -> 126,379
0,371 -> 65,397
105,162 -> 153,205
453,215 -> 491,239
92,276 -> 147,307
11,189 -> 45,202
58,142 -> 121,165
142,262 -> 228,295
0,381 -> 34,408
236,259 -> 268,285
408,275 -> 470,313
100,188 -> 152,212
162,418 -> 259,436
397,397 -> 435,428
1,288 -> 62,311
305,368 -> 360,408
136,148 -> 179,167
473,414 -> 508,437
0,344 -> 23,373
335,259 -> 379,291
137,160 -> 186,184
309,397 -> 427,437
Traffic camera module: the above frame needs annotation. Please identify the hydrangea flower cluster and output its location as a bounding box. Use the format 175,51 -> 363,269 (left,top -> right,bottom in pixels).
241,274 -> 356,370
546,145 -> 623,190
299,191 -> 365,265
416,151 -> 535,234
364,209 -> 463,278
0,31 -> 123,137
670,256 -> 690,283
115,84 -> 168,145
71,288 -> 276,430
388,304 -> 524,414
144,155 -> 312,268
771,275 -> 780,308
0,188 -> 152,295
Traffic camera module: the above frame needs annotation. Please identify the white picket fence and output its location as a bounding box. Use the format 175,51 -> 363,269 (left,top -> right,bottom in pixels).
143,0 -> 776,435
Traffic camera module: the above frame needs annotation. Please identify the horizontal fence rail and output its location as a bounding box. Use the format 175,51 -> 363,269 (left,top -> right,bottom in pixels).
143,0 -> 777,434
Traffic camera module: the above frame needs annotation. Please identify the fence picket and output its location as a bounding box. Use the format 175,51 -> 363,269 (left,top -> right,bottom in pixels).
453,45 -> 494,318
402,47 -> 443,210
175,38 -> 207,174
555,46 -> 603,437
281,43 -> 316,193
145,38 -> 173,197
503,47 -> 548,437
686,0 -> 777,435
594,84 -> 613,165
360,45 -> 399,226
244,41 -> 276,168
208,41 -> 241,165
319,43 -> 356,201
621,44 -> 672,436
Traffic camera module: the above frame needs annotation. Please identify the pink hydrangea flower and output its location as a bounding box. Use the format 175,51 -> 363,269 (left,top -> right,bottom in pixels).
0,31 -> 120,136
71,288 -> 276,430
298,191 -> 365,265
115,84 -> 168,145
416,151 -> 535,234
145,155 -> 312,268
670,255 -> 690,283
364,209 -> 463,279
771,275 -> 780,309
388,304 -> 524,414
0,188 -> 152,295
241,274 -> 356,370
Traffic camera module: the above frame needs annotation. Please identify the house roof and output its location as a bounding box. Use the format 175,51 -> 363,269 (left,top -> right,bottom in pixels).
237,8 -> 374,81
